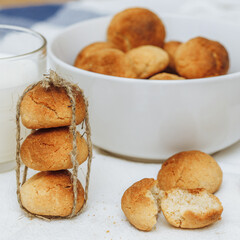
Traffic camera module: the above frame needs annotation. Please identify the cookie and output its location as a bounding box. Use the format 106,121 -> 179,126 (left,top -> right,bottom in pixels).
126,45 -> 169,79
175,37 -> 229,78
157,150 -> 223,193
107,8 -> 166,52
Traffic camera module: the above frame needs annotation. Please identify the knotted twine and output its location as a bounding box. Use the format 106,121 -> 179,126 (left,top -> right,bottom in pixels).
15,70 -> 92,220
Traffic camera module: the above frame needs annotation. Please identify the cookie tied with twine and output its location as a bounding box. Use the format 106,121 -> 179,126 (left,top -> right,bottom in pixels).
15,70 -> 92,219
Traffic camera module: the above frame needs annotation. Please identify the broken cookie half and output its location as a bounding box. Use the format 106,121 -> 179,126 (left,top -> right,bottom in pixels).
121,178 -> 164,231
161,188 -> 223,229
121,179 -> 223,231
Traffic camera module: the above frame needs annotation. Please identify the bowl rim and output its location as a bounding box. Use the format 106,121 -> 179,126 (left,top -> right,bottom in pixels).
49,14 -> 240,85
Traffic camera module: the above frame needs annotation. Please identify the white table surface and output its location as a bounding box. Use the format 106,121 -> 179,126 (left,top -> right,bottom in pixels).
1,142 -> 240,240
1,0 -> 240,239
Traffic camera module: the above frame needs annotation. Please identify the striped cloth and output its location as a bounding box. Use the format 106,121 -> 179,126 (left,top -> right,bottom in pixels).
0,4 -> 103,28
0,0 -> 240,42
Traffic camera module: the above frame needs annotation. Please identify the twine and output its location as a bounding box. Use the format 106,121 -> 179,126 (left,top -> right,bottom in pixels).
15,70 -> 92,219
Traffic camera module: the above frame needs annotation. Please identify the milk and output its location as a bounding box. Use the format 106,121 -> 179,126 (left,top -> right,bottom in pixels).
0,58 -> 38,88
0,54 -> 44,172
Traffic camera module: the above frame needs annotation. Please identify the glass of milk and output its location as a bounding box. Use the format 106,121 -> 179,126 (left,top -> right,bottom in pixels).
0,25 -> 46,172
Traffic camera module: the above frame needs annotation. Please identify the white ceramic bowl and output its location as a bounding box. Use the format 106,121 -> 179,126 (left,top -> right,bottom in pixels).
49,14 -> 240,161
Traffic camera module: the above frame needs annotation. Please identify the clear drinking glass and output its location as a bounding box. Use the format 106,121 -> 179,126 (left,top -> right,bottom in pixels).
0,25 -> 47,173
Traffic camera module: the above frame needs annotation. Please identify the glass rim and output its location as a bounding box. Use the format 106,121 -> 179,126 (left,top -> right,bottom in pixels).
0,24 -> 47,60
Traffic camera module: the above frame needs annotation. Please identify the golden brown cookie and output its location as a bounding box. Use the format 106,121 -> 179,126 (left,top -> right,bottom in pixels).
174,37 -> 229,79
77,48 -> 137,78
161,188 -> 223,229
149,72 -> 185,80
107,8 -> 166,52
20,127 -> 88,171
163,41 -> 182,72
157,150 -> 222,193
74,41 -> 117,67
121,178 -> 163,231
20,84 -> 86,129
20,170 -> 85,217
126,45 -> 169,79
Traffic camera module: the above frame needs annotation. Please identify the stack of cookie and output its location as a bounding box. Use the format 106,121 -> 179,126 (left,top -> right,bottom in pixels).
18,83 -> 89,217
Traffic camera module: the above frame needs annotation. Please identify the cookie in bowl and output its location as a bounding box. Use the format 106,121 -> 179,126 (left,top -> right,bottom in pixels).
126,45 -> 169,79
149,72 -> 185,80
163,41 -> 182,73
76,48 -> 137,78
74,41 -> 117,67
107,7 -> 166,52
175,36 -> 229,79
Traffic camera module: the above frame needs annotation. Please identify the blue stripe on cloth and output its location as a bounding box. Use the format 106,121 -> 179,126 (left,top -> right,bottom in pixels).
0,14 -> 36,28
0,4 -> 104,28
0,4 -> 63,28
47,8 -> 103,26
0,4 -> 63,21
